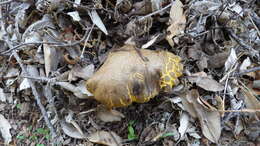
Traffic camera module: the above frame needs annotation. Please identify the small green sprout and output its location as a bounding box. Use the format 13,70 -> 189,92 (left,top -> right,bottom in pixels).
127,120 -> 138,140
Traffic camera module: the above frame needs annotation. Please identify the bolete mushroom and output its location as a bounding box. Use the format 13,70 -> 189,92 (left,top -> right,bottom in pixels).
86,45 -> 183,109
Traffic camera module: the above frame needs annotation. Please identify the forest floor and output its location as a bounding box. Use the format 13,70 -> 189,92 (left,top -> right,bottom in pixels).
0,0 -> 259,146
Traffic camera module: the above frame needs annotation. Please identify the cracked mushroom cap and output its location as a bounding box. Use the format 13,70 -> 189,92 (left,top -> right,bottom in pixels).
86,45 -> 183,109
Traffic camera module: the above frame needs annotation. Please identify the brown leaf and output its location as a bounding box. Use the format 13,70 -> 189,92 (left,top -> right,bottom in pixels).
188,76 -> 224,92
240,86 -> 260,117
43,44 -> 60,77
86,45 -> 183,108
88,130 -> 122,146
61,121 -> 87,139
166,0 -> 186,46
181,95 -> 197,118
207,52 -> 229,68
96,107 -> 125,122
186,90 -> 221,143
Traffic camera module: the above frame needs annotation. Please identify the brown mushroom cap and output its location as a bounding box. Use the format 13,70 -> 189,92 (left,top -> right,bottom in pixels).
86,45 -> 183,108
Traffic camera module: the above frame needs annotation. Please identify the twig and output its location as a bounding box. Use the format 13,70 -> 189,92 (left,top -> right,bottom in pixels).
0,0 -> 13,5
138,2 -> 172,21
64,0 -> 92,9
248,14 -> 260,37
80,24 -> 94,58
0,28 -> 90,55
20,75 -> 56,83
218,109 -> 260,113
13,51 -> 57,138
233,66 -> 260,76
226,28 -> 253,51
0,42 -> 62,55
226,28 -> 259,54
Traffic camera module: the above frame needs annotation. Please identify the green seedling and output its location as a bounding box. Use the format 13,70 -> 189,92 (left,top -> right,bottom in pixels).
127,120 -> 138,140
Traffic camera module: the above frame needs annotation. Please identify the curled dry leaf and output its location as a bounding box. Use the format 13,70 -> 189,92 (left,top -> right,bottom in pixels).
88,130 -> 122,146
86,45 -> 183,108
239,57 -> 251,72
225,48 -> 237,72
166,0 -> 186,46
61,121 -> 87,139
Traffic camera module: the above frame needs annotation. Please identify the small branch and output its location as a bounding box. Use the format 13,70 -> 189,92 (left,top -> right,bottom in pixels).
0,28 -> 90,55
13,51 -> 57,138
225,28 -> 259,59
248,14 -> 260,37
0,42 -> 62,55
80,24 -> 94,58
233,66 -> 260,76
138,2 -> 172,21
0,0 -> 13,5
226,28 -> 253,51
64,0 -> 93,10
218,109 -> 260,113
20,75 -> 56,83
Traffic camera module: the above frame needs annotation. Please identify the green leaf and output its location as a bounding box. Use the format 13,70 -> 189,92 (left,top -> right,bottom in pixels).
161,132 -> 175,138
36,144 -> 44,146
36,128 -> 49,135
16,104 -> 22,109
16,134 -> 26,140
45,134 -> 51,140
127,120 -> 138,140
30,135 -> 38,141
27,125 -> 33,131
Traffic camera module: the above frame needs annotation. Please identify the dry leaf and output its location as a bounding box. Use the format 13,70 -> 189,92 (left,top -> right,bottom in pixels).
61,121 -> 87,139
215,95 -> 225,117
67,11 -> 81,21
225,48 -> 237,72
181,96 -> 197,118
240,86 -> 260,117
181,90 -> 221,143
188,76 -> 224,92
0,114 -> 12,144
186,126 -> 201,139
88,130 -> 122,146
86,45 -> 183,108
56,82 -> 90,99
19,78 -> 30,91
166,0 -> 186,46
191,1 -> 221,14
70,64 -> 95,80
96,107 -> 125,122
239,57 -> 251,72
189,90 -> 221,143
208,52 -> 229,68
65,111 -> 86,138
43,43 -> 60,77
88,10 -> 108,35
142,34 -> 160,49
178,112 -> 189,138
0,88 -> 7,102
